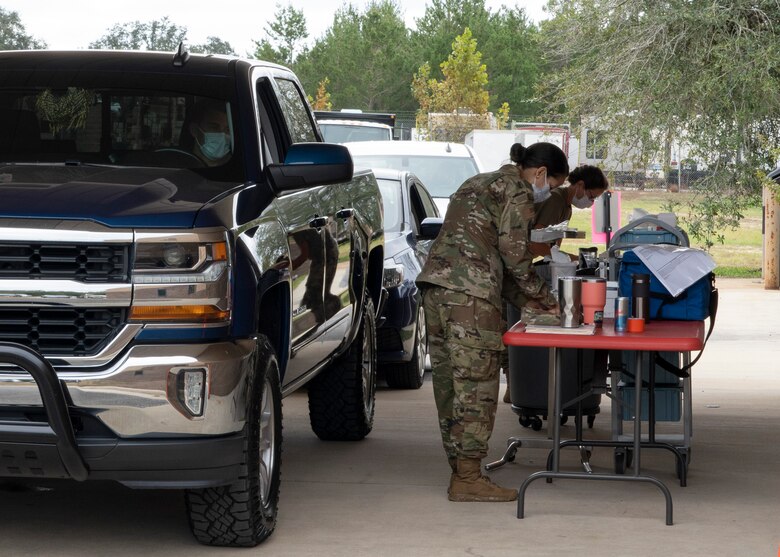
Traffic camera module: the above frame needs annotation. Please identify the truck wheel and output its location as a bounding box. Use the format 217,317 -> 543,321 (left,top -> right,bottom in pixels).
308,296 -> 377,440
185,337 -> 282,547
383,304 -> 427,389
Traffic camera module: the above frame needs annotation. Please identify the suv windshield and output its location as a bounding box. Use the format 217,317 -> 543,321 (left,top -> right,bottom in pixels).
0,86 -> 243,180
351,154 -> 478,198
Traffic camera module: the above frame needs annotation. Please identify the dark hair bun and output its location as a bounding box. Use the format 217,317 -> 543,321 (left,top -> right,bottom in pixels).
509,143 -> 526,164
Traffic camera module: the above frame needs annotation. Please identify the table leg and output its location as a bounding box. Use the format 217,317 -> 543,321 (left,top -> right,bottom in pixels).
546,348 -> 555,439
633,351 -> 642,476
517,348 -> 674,526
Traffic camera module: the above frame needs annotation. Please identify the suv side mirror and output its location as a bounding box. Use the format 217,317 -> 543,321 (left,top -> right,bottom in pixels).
418,217 -> 443,240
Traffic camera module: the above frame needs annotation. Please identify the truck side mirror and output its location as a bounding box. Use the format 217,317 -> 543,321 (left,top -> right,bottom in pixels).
418,217 -> 443,240
265,142 -> 354,193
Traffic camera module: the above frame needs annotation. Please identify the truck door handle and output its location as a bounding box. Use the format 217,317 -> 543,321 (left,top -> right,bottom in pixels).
336,208 -> 354,219
309,215 -> 328,228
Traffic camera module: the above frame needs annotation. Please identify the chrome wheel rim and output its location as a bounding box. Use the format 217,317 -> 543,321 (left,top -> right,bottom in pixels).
361,317 -> 376,416
415,305 -> 427,381
258,377 -> 276,506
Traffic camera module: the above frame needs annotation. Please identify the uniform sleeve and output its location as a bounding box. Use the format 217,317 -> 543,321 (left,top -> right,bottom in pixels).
529,190 -> 573,258
497,185 -> 558,312
533,191 -> 569,228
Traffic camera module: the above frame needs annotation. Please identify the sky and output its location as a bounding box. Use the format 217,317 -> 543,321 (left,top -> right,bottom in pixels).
1,0 -> 548,56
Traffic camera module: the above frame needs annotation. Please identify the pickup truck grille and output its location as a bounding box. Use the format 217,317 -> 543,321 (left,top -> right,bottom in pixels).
0,243 -> 129,282
0,307 -> 127,356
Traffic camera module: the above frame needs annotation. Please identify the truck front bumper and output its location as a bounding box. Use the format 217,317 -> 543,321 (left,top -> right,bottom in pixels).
0,339 -> 258,488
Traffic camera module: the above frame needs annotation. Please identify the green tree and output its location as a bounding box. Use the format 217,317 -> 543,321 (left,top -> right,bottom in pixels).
480,8 -> 542,117
296,1 -> 415,111
0,7 -> 47,49
412,0 -> 490,81
542,0 -> 780,251
252,3 -> 308,65
190,36 -> 236,55
411,0 -> 541,115
412,28 -> 491,141
89,17 -> 187,51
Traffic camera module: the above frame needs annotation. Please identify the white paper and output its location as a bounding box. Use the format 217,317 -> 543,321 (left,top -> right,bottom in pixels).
524,323 -> 596,335
632,244 -> 716,297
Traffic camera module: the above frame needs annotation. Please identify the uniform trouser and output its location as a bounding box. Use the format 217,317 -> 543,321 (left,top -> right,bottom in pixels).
422,287 -> 504,461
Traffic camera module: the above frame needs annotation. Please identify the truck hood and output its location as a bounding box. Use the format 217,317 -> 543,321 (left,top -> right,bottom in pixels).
0,165 -> 236,228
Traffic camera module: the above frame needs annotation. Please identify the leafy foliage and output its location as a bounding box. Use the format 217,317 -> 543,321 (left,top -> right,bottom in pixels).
0,7 -> 46,49
411,0 -> 541,113
309,77 -> 333,110
88,17 -> 187,51
541,0 -> 780,249
412,28 -> 491,141
295,1 -> 415,111
190,36 -> 236,55
251,4 -> 308,64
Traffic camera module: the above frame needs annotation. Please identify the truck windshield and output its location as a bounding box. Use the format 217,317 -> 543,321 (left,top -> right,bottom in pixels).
0,88 -> 243,180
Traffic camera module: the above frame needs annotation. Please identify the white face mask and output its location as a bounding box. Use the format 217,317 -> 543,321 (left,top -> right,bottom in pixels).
572,192 -> 595,209
198,129 -> 231,160
533,171 -> 551,203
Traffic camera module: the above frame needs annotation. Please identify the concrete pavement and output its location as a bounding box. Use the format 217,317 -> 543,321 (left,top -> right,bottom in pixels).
0,278 -> 778,556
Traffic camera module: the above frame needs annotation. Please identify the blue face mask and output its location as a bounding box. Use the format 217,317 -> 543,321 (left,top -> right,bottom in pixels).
533,171 -> 551,203
198,130 -> 231,160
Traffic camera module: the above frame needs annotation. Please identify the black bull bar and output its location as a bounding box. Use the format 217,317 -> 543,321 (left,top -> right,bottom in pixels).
0,341 -> 88,481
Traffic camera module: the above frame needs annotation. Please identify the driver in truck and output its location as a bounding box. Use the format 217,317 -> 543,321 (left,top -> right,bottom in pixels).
187,99 -> 233,166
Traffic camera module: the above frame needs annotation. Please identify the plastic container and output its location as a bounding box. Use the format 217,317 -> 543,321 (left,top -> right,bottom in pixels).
581,277 -> 607,325
550,261 -> 577,293
614,229 -> 681,247
618,385 -> 682,421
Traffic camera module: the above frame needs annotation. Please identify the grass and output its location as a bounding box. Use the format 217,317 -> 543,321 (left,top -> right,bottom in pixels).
560,190 -> 762,278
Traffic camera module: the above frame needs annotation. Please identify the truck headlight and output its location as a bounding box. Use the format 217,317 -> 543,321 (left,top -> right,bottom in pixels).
130,230 -> 231,324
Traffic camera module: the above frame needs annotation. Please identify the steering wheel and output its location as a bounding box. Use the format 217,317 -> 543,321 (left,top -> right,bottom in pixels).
153,148 -> 204,167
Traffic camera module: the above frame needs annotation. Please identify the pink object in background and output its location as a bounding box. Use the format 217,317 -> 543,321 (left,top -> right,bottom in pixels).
581,277 -> 607,324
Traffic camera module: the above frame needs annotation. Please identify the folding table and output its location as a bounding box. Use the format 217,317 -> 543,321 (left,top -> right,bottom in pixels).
502,318 -> 704,525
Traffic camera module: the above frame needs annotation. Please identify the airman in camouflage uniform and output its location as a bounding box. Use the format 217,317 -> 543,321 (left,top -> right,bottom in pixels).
418,160 -> 562,502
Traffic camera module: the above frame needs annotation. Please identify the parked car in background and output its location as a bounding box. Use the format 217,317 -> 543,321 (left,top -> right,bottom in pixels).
318,119 -> 393,142
315,109 -> 397,142
372,168 -> 442,389
344,140 -> 485,216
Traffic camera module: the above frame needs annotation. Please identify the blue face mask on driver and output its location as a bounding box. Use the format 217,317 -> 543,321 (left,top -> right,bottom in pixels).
198,130 -> 231,161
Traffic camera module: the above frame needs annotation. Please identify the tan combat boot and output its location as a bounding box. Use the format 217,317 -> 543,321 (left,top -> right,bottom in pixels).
448,458 -> 517,502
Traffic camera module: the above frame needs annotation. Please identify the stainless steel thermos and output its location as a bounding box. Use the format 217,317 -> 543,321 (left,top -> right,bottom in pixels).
558,276 -> 582,328
631,273 -> 651,321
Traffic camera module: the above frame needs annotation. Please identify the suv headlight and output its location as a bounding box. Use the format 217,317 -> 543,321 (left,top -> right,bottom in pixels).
383,258 -> 404,289
130,230 -> 231,324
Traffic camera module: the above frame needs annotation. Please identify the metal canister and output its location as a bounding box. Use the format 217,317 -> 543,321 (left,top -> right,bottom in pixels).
558,276 -> 582,328
615,296 -> 629,332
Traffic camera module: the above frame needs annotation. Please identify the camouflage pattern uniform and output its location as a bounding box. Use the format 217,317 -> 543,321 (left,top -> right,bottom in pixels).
417,164 -> 558,462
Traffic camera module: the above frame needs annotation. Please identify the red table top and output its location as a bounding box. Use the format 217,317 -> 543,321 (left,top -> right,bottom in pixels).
503,318 -> 705,352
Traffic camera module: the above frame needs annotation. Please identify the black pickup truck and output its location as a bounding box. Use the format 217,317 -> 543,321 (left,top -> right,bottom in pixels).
0,49 -> 385,547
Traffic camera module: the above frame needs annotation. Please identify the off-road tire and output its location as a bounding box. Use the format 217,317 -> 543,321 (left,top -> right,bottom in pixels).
383,304 -> 427,389
308,296 -> 377,440
185,337 -> 282,547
